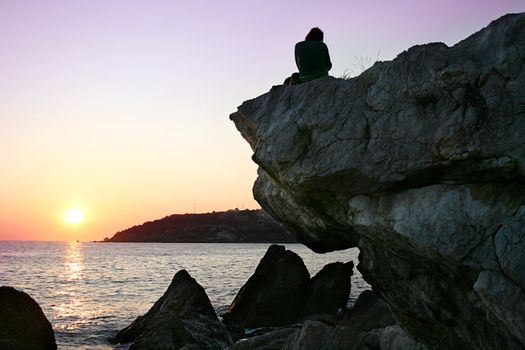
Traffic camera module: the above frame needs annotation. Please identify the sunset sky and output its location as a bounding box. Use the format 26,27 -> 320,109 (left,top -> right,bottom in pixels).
1,0 -> 523,241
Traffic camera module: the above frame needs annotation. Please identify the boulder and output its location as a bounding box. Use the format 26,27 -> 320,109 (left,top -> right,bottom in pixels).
230,328 -> 299,350
0,286 -> 56,350
349,325 -> 429,350
282,320 -> 355,350
282,291 -> 401,350
338,290 -> 395,333
223,245 -> 353,333
114,270 -> 232,350
228,291 -> 417,350
230,13 -> 525,350
301,261 -> 353,318
377,326 -> 429,350
222,245 -> 310,330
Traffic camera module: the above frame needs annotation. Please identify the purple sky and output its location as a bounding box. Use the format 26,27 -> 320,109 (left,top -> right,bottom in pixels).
0,0 -> 523,240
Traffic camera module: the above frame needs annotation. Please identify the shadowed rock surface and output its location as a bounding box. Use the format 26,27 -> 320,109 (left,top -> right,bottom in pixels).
301,261 -> 353,318
0,286 -> 56,350
339,290 -> 395,333
228,290 -> 422,350
230,328 -> 299,350
282,321 -> 354,350
280,320 -> 425,350
114,270 -> 232,350
222,245 -> 310,330
230,13 -> 525,350
223,245 -> 353,332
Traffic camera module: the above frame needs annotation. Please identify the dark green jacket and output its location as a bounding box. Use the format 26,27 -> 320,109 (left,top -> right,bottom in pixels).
295,40 -> 332,82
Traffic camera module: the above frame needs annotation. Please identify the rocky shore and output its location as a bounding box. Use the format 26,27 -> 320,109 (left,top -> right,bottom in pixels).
0,245 -> 414,350
112,244 -> 363,349
109,244 -> 428,349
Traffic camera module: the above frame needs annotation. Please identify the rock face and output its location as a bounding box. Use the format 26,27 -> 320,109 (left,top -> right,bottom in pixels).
114,270 -> 232,350
223,245 -> 353,331
0,286 -> 56,350
230,13 -> 525,350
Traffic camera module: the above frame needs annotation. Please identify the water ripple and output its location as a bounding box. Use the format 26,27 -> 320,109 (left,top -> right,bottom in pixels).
0,241 -> 370,349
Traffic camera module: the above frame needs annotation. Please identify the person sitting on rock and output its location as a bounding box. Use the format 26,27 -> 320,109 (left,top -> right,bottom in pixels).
285,27 -> 332,85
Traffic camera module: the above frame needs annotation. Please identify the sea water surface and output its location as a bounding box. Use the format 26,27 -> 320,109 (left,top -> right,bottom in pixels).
0,241 -> 369,349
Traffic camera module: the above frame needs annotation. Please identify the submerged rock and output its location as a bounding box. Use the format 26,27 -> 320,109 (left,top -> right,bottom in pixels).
223,245 -> 353,332
114,270 -> 232,350
231,13 -> 525,350
0,286 -> 56,350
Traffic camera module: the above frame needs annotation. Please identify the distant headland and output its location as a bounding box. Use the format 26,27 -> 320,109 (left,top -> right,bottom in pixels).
102,209 -> 297,243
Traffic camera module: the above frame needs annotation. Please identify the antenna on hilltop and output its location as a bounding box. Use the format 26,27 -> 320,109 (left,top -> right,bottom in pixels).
193,202 -> 196,214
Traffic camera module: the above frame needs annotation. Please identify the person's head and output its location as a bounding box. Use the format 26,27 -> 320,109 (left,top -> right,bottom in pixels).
305,27 -> 324,41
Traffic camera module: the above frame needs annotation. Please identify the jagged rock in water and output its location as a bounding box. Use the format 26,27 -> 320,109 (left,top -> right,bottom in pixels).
301,261 -> 353,318
0,286 -> 57,350
222,245 -> 310,330
114,270 -> 232,350
223,245 -> 353,332
230,13 -> 525,350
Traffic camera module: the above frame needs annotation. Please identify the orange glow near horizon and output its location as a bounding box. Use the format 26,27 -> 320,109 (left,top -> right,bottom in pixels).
0,157 -> 260,242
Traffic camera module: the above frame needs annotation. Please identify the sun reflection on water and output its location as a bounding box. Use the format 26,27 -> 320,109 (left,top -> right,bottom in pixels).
51,241 -> 85,331
66,241 -> 83,281
1,242 -> 367,349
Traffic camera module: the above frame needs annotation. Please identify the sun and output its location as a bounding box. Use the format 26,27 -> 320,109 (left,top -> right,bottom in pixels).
65,208 -> 85,224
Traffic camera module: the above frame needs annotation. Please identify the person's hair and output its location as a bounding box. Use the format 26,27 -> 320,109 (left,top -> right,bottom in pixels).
305,27 -> 324,41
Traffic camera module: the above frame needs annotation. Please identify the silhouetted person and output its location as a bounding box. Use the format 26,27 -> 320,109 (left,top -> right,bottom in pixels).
285,27 -> 332,85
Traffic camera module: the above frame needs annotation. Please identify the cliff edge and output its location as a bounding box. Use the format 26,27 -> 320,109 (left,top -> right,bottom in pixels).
231,13 -> 525,350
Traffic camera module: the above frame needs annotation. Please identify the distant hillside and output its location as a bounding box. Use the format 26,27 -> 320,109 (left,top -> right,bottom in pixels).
104,209 -> 298,243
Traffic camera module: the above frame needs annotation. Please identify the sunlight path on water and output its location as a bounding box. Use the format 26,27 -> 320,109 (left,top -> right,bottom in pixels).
0,242 -> 369,349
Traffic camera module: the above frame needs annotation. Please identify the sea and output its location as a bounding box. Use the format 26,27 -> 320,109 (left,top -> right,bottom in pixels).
0,241 -> 369,349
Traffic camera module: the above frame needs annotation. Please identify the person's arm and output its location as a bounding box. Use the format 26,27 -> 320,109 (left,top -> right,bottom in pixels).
324,44 -> 332,71
295,43 -> 301,70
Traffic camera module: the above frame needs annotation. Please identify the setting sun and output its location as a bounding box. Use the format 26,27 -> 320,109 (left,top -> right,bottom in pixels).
65,208 -> 85,224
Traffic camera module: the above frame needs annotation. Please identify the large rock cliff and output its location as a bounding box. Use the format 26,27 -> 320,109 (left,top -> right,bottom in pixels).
231,13 -> 525,350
